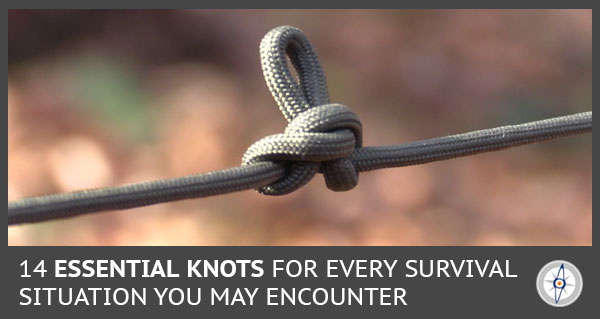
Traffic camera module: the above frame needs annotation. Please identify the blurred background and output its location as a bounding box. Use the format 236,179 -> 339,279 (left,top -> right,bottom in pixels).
8,10 -> 591,246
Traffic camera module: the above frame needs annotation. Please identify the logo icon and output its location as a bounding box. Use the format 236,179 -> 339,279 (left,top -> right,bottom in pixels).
536,260 -> 583,307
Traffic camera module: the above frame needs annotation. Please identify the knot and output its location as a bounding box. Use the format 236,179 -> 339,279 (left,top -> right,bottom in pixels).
242,26 -> 363,195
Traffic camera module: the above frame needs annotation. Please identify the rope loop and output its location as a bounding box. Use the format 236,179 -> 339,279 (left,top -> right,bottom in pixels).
242,26 -> 363,195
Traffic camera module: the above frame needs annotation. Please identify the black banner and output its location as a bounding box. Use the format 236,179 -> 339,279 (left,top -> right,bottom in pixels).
7,247 -> 592,317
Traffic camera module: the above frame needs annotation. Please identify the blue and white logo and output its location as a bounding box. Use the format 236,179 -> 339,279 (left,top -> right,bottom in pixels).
536,260 -> 583,307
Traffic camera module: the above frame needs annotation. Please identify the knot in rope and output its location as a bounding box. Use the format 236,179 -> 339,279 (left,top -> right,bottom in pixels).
6,24 -> 592,225
242,26 -> 363,195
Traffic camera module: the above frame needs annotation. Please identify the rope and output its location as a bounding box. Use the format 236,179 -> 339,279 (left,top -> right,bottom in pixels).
7,26 -> 592,226
244,27 -> 362,194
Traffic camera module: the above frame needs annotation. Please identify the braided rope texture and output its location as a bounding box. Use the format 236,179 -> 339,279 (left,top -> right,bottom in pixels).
243,26 -> 362,194
7,25 -> 592,226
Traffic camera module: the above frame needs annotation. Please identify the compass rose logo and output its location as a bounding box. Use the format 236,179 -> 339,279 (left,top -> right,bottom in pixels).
536,260 -> 583,307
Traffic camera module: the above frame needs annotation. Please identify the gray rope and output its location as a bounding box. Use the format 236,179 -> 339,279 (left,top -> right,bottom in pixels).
244,27 -> 363,194
7,26 -> 592,226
